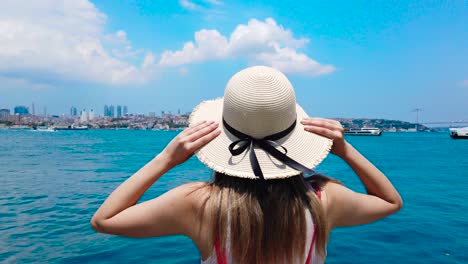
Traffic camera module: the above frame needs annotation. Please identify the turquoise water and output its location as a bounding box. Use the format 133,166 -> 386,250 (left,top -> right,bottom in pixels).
0,130 -> 467,263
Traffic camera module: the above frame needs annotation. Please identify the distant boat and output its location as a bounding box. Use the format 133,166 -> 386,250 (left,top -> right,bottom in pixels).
53,125 -> 89,131
344,127 -> 382,136
9,125 -> 31,130
401,128 -> 417,132
33,126 -> 55,132
449,127 -> 468,139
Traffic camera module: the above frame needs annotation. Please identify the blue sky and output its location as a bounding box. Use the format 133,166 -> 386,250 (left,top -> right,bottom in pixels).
0,0 -> 466,123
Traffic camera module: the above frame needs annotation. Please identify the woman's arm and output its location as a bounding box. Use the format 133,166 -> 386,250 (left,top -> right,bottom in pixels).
301,118 -> 403,228
90,121 -> 220,237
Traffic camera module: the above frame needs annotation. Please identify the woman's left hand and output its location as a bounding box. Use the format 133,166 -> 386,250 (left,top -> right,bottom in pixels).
160,121 -> 221,167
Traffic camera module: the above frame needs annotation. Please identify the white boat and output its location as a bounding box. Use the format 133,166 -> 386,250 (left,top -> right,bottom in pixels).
344,127 -> 382,136
449,127 -> 468,139
53,125 -> 89,131
9,125 -> 31,130
33,126 -> 55,132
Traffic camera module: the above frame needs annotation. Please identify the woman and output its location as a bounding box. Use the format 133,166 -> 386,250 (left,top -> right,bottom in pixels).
91,66 -> 402,264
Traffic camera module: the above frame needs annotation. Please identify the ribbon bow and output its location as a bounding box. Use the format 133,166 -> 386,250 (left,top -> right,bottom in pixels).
223,119 -> 316,180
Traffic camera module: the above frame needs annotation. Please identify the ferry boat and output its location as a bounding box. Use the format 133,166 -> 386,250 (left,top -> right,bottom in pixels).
449,127 -> 468,139
53,125 -> 89,131
344,127 -> 382,136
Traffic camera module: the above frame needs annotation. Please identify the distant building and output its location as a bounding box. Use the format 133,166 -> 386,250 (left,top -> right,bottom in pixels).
148,112 -> 156,117
0,109 -> 10,119
89,109 -> 95,120
31,103 -> 35,116
14,106 -> 29,115
123,105 -> 128,116
104,105 -> 109,117
70,106 -> 78,116
109,105 -> 115,117
80,109 -> 88,123
117,105 -> 122,117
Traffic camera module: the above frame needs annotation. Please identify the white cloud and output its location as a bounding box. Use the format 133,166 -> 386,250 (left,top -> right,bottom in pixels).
105,30 -> 129,45
0,0 -> 154,86
0,2 -> 333,88
142,53 -> 157,69
112,45 -> 144,59
204,0 -> 223,5
106,30 -> 144,59
159,30 -> 228,65
179,0 -> 202,11
158,18 -> 334,76
254,46 -> 335,76
179,0 -> 222,11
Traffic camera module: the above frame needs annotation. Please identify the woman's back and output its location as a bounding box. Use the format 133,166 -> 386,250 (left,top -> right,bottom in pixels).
194,174 -> 328,264
200,209 -> 325,264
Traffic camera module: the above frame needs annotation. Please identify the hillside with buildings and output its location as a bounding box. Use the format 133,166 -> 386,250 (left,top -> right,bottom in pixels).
0,105 -> 429,132
336,118 -> 430,132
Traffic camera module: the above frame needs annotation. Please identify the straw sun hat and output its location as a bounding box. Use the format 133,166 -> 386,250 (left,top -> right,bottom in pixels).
189,66 -> 332,180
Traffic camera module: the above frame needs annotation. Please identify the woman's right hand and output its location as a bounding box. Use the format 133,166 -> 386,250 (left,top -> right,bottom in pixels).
300,117 -> 348,158
302,118 -> 403,229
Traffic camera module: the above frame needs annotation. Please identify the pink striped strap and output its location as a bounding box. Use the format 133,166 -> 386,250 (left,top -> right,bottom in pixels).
305,189 -> 320,263
215,235 -> 227,264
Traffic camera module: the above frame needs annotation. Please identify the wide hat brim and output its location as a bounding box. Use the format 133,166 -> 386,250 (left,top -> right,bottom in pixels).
189,98 -> 333,180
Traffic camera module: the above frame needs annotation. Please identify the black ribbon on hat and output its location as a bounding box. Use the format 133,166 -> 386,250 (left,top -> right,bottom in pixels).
223,119 -> 316,181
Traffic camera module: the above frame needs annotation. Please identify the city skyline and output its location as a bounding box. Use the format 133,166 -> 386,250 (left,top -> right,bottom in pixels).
0,103 -> 188,118
0,1 -> 466,123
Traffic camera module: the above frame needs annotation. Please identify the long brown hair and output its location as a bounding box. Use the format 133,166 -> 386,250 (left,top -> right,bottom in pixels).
203,172 -> 332,264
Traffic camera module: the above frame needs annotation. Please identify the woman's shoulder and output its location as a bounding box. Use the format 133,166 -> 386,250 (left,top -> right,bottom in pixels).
170,182 -> 213,213
306,175 -> 345,219
172,181 -> 211,200
173,182 -> 215,257
306,174 -> 342,189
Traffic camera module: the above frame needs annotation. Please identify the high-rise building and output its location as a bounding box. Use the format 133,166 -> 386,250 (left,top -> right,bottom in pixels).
104,105 -> 109,117
117,105 -> 122,117
70,106 -> 78,116
109,105 -> 115,117
123,105 -> 128,116
89,109 -> 95,120
43,106 -> 47,117
80,109 -> 88,123
0,109 -> 10,119
14,106 -> 29,115
31,103 -> 35,116
148,112 -> 155,117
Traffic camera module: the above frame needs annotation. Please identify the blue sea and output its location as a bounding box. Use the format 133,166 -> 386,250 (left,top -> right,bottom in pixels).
0,130 -> 467,263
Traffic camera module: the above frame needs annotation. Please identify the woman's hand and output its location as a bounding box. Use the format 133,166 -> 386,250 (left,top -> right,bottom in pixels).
160,121 -> 221,168
300,117 -> 348,157
301,118 -> 403,229
91,120 -> 220,238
